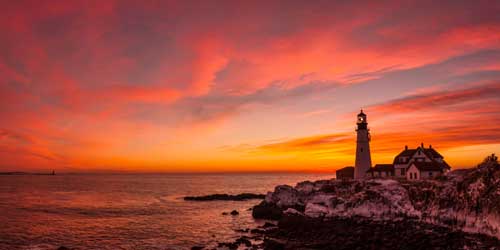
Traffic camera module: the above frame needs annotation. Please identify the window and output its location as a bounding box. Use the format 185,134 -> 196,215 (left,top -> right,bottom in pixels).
360,148 -> 363,152
429,172 -> 433,177
401,168 -> 406,176
410,172 -> 417,179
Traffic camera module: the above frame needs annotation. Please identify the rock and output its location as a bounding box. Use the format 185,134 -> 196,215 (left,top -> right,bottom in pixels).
296,180 -> 316,194
191,246 -> 204,250
261,222 -> 277,228
235,236 -> 252,247
184,193 -> 265,201
230,210 -> 239,215
283,208 -> 304,216
263,238 -> 285,250
250,228 -> 266,234
265,185 -> 300,207
221,212 -> 228,215
252,201 -> 283,220
262,214 -> 500,250
235,228 -> 249,233
217,242 -> 238,250
215,236 -> 254,250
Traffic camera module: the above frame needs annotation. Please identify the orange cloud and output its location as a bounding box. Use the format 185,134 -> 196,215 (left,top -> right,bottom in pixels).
0,1 -> 499,171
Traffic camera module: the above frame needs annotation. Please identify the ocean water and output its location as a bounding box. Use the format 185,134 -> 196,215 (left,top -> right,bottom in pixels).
0,173 -> 334,250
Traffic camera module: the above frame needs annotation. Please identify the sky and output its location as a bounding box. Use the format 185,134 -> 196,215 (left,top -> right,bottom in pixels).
1,0 -> 499,172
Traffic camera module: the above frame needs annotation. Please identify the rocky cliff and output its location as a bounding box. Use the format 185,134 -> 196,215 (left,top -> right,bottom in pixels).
253,154 -> 500,239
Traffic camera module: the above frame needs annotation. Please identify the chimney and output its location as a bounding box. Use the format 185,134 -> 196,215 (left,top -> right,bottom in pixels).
429,144 -> 432,149
405,145 -> 408,150
421,142 -> 424,148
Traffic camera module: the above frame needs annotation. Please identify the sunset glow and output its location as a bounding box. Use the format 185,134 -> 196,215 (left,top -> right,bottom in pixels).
1,1 -> 499,172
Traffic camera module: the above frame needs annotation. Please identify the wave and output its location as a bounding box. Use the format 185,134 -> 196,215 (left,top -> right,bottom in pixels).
17,205 -> 170,218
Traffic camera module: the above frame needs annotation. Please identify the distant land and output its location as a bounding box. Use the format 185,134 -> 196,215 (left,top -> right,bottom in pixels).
0,171 -> 55,175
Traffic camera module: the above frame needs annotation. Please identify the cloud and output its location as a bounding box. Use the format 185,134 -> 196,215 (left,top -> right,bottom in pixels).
0,1 -> 499,170
131,80 -> 339,127
0,129 -> 34,145
258,133 -> 352,152
0,128 -> 65,169
369,81 -> 500,113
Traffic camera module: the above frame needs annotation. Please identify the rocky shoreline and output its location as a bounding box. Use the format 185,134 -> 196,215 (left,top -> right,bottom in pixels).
198,155 -> 500,249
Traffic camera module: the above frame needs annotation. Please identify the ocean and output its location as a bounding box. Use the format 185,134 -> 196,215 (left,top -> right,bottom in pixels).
0,173 -> 335,250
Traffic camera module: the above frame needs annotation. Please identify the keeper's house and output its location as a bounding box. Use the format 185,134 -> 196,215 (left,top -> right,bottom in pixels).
366,143 -> 451,180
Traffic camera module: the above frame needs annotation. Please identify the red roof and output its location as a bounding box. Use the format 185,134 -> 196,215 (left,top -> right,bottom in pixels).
426,148 -> 443,158
393,146 -> 446,164
409,161 -> 447,172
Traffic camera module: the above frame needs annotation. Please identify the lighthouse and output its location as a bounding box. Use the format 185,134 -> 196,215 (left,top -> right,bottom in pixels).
354,110 -> 372,179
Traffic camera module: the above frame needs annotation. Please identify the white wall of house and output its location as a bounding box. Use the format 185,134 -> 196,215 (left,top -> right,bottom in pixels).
406,164 -> 420,180
406,164 -> 443,180
394,165 -> 407,178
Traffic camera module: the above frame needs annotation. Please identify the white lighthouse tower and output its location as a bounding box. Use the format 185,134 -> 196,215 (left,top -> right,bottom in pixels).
354,110 -> 372,179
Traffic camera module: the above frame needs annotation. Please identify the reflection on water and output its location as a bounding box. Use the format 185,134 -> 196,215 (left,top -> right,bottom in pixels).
0,173 -> 334,250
